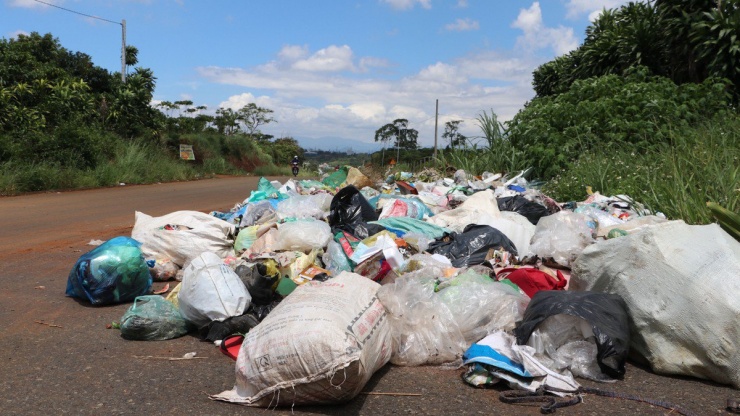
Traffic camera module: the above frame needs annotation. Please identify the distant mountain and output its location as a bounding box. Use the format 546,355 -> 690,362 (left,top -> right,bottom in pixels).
295,136 -> 383,154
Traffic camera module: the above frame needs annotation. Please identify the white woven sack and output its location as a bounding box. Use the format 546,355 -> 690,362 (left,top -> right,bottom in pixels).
177,252 -> 250,327
212,272 -> 392,407
132,210 -> 235,266
570,221 -> 740,387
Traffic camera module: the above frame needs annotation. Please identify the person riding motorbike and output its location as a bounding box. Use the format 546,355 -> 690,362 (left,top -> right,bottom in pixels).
290,155 -> 300,176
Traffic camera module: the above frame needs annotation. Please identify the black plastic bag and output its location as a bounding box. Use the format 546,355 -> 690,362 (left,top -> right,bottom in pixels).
497,195 -> 551,225
427,224 -> 518,268
198,300 -> 281,342
514,291 -> 630,378
328,185 -> 383,239
234,262 -> 279,306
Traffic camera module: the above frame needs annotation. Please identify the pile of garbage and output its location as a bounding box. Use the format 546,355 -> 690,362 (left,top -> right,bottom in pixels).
65,164 -> 740,408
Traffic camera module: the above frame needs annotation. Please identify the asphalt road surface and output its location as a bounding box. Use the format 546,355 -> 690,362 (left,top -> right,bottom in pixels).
0,176 -> 736,416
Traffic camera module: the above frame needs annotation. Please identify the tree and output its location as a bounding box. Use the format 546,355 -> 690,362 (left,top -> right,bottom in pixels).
442,120 -> 466,149
374,118 -> 419,151
236,103 -> 275,137
214,107 -> 239,135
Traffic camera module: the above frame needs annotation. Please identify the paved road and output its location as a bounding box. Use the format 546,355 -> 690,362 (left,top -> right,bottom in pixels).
0,176 -> 735,415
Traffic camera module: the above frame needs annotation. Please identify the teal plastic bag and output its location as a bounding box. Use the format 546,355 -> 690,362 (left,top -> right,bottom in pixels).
247,177 -> 286,203
120,295 -> 191,340
66,236 -> 152,306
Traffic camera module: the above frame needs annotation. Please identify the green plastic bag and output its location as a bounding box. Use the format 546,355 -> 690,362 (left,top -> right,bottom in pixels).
120,295 -> 191,340
321,166 -> 349,189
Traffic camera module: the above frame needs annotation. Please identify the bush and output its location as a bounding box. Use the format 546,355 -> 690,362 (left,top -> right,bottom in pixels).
507,68 -> 733,180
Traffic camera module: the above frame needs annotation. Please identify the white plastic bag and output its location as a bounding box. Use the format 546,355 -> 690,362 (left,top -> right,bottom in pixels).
529,211 -> 594,266
177,252 -> 251,327
276,193 -> 332,220
132,210 -> 235,267
272,219 -> 331,252
212,272 -> 391,406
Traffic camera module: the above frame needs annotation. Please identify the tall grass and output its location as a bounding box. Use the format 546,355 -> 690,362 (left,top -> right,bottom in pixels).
0,140 -> 200,195
434,110 -> 531,176
544,117 -> 740,224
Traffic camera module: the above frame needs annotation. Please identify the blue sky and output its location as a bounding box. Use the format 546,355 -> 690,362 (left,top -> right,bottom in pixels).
3,0 -> 631,149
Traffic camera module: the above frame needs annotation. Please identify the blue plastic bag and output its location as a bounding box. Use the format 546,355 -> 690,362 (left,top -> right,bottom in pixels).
66,236 -> 152,306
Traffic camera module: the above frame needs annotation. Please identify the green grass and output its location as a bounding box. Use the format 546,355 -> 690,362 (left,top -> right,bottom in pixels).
543,117 -> 740,224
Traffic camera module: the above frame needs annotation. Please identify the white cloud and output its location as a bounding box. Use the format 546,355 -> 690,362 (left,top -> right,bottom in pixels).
565,0 -> 633,20
456,0 -> 468,8
8,0 -> 51,8
512,2 -> 579,55
444,18 -> 479,32
292,45 -> 355,72
381,0 -> 432,11
278,44 -> 309,62
8,29 -> 30,39
199,44 -> 541,146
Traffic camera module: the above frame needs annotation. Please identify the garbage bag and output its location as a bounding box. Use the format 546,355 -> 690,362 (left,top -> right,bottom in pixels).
272,219 -> 332,252
515,291 -> 630,379
378,267 -> 527,366
198,310 -> 261,342
496,267 -> 567,298
177,252 -> 251,327
66,236 -> 152,306
239,201 -> 278,228
529,211 -> 594,267
370,217 -> 449,240
234,261 -> 279,305
571,221 -> 740,388
132,210 -> 235,267
120,295 -> 191,341
370,194 -> 434,220
328,185 -> 382,239
322,166 -> 349,189
497,195 -> 551,225
211,272 -> 391,407
427,224 -> 518,268
246,177 -> 286,203
276,193 -> 332,220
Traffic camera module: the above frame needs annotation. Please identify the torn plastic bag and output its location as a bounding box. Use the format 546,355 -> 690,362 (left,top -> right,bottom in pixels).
370,194 -> 434,220
66,236 -> 152,306
328,185 -> 382,239
246,177 -> 286,203
427,224 -> 518,268
177,252 -> 251,328
515,291 -> 630,379
497,195 -> 551,225
120,295 -> 191,341
272,219 -> 331,252
370,217 -> 449,240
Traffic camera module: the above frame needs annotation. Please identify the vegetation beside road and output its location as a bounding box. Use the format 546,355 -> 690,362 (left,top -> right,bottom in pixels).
1,1 -> 738,225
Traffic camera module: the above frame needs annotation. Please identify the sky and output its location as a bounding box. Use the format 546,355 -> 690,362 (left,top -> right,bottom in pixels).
2,0 -> 632,151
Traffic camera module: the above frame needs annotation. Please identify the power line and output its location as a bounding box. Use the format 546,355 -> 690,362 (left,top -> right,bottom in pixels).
32,0 -> 121,25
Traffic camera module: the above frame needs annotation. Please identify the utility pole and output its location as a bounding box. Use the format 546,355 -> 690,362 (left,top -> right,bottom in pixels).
433,99 -> 438,159
121,19 -> 127,82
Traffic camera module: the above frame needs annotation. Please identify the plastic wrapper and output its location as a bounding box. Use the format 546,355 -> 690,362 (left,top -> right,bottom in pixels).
120,295 -> 191,341
322,240 -> 353,274
370,194 -> 434,220
272,219 -> 332,252
66,236 -> 153,306
427,224 -> 518,268
238,201 -> 278,228
529,211 -> 594,266
515,291 -> 630,379
147,256 -> 179,281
